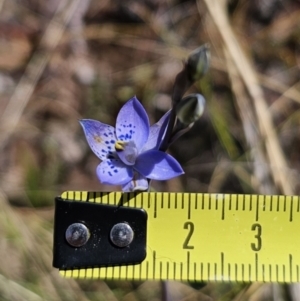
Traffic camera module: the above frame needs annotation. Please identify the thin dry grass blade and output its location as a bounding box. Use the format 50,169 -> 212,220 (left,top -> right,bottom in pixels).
201,0 -> 295,195
0,0 -> 81,152
0,274 -> 44,301
211,58 -> 300,105
0,190 -> 94,301
259,75 -> 300,106
224,48 -> 275,194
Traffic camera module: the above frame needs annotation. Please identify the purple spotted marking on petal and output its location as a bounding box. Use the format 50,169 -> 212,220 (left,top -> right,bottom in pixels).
80,119 -> 116,160
96,159 -> 133,185
116,96 -> 149,149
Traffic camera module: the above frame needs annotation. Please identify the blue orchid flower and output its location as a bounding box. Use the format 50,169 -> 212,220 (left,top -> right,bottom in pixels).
80,96 -> 184,191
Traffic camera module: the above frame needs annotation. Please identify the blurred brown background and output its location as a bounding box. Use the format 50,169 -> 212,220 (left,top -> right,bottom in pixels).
1,0 -> 300,300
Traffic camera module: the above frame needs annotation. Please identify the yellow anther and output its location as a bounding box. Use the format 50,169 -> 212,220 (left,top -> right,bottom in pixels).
115,140 -> 126,151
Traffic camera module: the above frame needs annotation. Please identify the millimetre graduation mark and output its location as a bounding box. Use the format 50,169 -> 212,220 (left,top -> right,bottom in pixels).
221,253 -> 224,278
154,197 -> 157,218
153,251 -> 156,279
290,199 -> 293,222
255,253 -> 258,281
290,254 -> 293,282
221,199 -> 225,220
187,251 -> 190,279
255,197 -> 259,221
188,195 -> 191,220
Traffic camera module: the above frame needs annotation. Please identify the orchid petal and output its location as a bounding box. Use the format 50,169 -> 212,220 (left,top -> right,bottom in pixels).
96,159 -> 133,185
116,141 -> 138,166
116,96 -> 149,149
142,110 -> 171,152
80,119 -> 116,160
134,150 -> 184,180
122,172 -> 149,192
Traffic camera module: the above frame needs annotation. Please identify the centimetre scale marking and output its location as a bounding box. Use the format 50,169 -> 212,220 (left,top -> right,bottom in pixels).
60,191 -> 300,282
62,252 -> 299,282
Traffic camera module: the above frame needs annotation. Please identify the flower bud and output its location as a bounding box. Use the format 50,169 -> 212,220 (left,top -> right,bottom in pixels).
186,44 -> 210,82
176,94 -> 205,125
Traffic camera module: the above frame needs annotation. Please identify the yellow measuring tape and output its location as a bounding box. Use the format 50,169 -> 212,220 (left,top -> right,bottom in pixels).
57,191 -> 300,282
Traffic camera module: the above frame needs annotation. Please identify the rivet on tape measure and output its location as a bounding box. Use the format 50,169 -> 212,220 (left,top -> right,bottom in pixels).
52,191 -> 300,283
